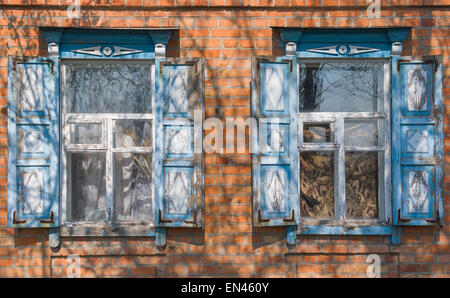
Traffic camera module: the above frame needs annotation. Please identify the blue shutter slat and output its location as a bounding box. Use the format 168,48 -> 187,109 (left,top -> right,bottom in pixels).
392,56 -> 444,226
155,58 -> 204,227
8,57 -> 60,228
252,56 -> 299,227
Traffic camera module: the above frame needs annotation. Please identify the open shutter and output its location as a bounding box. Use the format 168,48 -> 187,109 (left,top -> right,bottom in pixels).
7,57 -> 60,227
252,56 -> 299,227
392,56 -> 444,226
155,58 -> 204,227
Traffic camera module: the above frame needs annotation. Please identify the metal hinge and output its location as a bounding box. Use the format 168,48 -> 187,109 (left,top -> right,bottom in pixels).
158,209 -> 173,224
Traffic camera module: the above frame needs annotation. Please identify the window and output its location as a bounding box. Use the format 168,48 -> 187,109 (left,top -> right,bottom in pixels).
298,60 -> 390,224
252,28 -> 444,244
7,29 -> 204,244
61,60 -> 155,225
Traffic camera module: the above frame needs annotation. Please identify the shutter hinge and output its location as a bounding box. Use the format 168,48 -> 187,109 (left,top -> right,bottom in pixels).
40,59 -> 54,74
256,58 -> 270,72
183,209 -> 197,225
397,59 -> 411,72
398,208 -> 411,223
158,209 -> 173,224
426,210 -> 442,227
40,210 -> 54,224
281,59 -> 293,72
12,210 -> 27,224
258,209 -> 270,223
423,57 -> 439,73
283,209 -> 296,223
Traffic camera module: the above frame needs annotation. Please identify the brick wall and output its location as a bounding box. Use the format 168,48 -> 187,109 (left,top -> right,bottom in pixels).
0,0 -> 449,278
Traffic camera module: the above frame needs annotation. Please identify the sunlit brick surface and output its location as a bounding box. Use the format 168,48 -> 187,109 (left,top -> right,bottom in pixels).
0,1 -> 449,277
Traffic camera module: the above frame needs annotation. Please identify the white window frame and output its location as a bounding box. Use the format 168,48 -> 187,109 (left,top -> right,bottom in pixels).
60,59 -> 156,228
297,58 -> 392,226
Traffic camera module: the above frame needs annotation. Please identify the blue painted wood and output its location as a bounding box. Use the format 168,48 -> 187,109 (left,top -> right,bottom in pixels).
155,58 -> 204,228
43,28 -> 171,45
60,44 -> 156,60
155,227 -> 167,247
279,28 -> 410,44
392,57 -> 444,226
401,166 -> 435,220
299,225 -> 393,235
163,166 -> 194,221
8,57 -> 60,228
297,49 -> 391,59
286,225 -> 297,245
391,226 -> 401,245
400,125 -> 435,161
49,227 -> 60,249
260,121 -> 289,158
435,60 -> 445,226
279,28 -> 410,59
252,56 -> 299,227
164,123 -> 194,160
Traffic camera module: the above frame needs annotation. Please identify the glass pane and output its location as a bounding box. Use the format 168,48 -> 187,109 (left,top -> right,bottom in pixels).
64,61 -> 153,113
303,123 -> 331,143
299,62 -> 384,112
69,152 -> 106,222
300,151 -> 335,218
70,123 -> 102,145
114,153 -> 153,222
345,152 -> 379,219
114,120 -> 152,148
344,119 -> 382,147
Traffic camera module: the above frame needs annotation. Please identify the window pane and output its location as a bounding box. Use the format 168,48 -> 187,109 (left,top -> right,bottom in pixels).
70,123 -> 102,145
345,152 -> 379,219
64,61 -> 153,113
114,153 -> 153,222
299,62 -> 384,112
300,151 -> 335,218
69,152 -> 106,222
303,123 -> 332,143
114,120 -> 152,148
344,119 -> 382,147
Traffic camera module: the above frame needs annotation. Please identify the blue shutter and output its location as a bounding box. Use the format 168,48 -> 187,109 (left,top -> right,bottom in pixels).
392,56 -> 444,226
8,57 -> 60,227
155,58 -> 204,227
252,56 -> 299,226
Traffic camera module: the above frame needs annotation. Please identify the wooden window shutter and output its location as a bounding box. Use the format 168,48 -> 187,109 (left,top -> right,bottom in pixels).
7,57 -> 60,227
154,58 -> 204,228
392,56 -> 444,226
251,56 -> 300,227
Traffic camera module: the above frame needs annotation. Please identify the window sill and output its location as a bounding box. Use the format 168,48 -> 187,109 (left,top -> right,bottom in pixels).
297,225 -> 393,236
60,225 -> 158,237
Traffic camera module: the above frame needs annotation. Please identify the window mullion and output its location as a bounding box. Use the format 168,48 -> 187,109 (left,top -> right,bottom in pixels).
336,117 -> 346,221
106,118 -> 114,223
383,61 -> 392,224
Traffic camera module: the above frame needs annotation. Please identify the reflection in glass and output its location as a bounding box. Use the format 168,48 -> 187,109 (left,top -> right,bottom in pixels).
299,62 -> 384,112
303,123 -> 331,143
300,151 -> 335,218
114,153 -> 153,222
344,119 -> 381,147
114,120 -> 152,148
70,123 -> 102,145
69,152 -> 106,222
345,152 -> 379,219
64,61 -> 153,113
